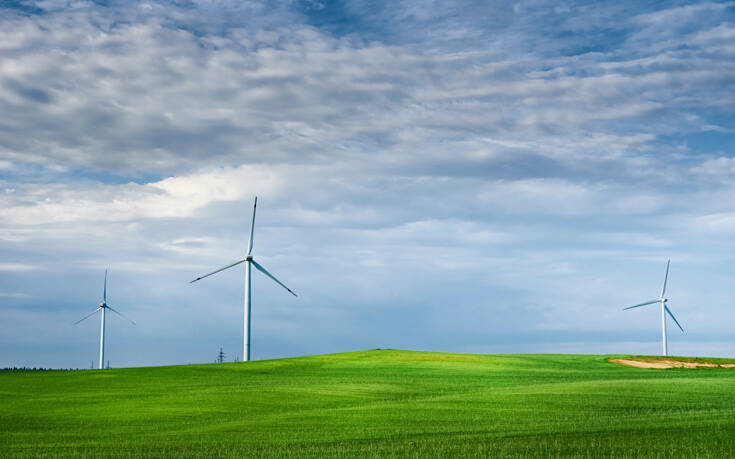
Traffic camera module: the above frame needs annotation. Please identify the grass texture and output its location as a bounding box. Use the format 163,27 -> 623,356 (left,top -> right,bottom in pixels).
2,350 -> 735,457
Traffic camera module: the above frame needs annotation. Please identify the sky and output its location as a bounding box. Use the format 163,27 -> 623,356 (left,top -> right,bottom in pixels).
1,0 -> 734,368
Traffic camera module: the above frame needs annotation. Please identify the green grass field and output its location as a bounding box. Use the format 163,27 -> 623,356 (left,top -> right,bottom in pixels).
2,350 -> 735,457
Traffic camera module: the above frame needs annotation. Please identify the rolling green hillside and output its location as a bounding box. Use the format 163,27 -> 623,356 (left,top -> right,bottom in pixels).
2,350 -> 735,457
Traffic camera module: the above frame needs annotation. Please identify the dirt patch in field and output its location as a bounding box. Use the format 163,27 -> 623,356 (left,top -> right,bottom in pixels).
610,359 -> 734,369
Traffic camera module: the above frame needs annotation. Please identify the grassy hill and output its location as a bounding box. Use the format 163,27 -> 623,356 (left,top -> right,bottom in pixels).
2,350 -> 735,457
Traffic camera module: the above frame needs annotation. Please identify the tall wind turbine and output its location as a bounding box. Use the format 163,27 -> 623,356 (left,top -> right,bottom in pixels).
74,270 -> 136,369
190,197 -> 296,362
623,259 -> 684,356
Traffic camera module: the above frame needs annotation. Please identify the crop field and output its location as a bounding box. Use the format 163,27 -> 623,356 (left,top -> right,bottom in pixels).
2,350 -> 735,457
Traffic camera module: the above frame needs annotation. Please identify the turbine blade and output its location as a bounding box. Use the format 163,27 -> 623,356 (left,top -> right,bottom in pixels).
106,305 -> 136,326
661,259 -> 670,298
665,305 -> 684,333
251,259 -> 297,297
623,299 -> 660,310
103,269 -> 108,303
190,258 -> 247,283
247,196 -> 257,256
74,308 -> 101,325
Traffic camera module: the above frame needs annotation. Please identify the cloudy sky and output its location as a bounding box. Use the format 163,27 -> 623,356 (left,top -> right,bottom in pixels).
1,0 -> 734,368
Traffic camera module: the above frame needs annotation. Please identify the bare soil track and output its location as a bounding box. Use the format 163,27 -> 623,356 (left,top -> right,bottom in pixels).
610,358 -> 735,369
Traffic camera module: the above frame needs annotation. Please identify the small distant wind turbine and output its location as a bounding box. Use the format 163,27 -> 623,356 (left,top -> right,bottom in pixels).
74,270 -> 136,369
623,259 -> 684,356
190,197 -> 296,362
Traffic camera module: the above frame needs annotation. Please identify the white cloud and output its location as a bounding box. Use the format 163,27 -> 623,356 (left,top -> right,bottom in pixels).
692,157 -> 735,176
0,292 -> 31,298
0,164 -> 282,225
694,212 -> 735,232
363,219 -> 515,245
0,263 -> 39,272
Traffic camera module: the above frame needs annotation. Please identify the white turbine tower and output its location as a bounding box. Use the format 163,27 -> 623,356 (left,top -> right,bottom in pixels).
623,259 -> 684,356
190,197 -> 297,362
74,270 -> 136,369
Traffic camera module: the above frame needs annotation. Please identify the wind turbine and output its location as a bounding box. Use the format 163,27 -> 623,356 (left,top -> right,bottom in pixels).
190,197 -> 296,362
623,259 -> 684,356
74,270 -> 136,369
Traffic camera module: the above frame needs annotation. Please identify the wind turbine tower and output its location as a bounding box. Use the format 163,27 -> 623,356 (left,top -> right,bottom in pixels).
190,197 -> 297,362
623,260 -> 685,356
74,270 -> 136,369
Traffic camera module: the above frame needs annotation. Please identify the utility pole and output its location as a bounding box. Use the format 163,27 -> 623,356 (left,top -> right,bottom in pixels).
217,347 -> 225,364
